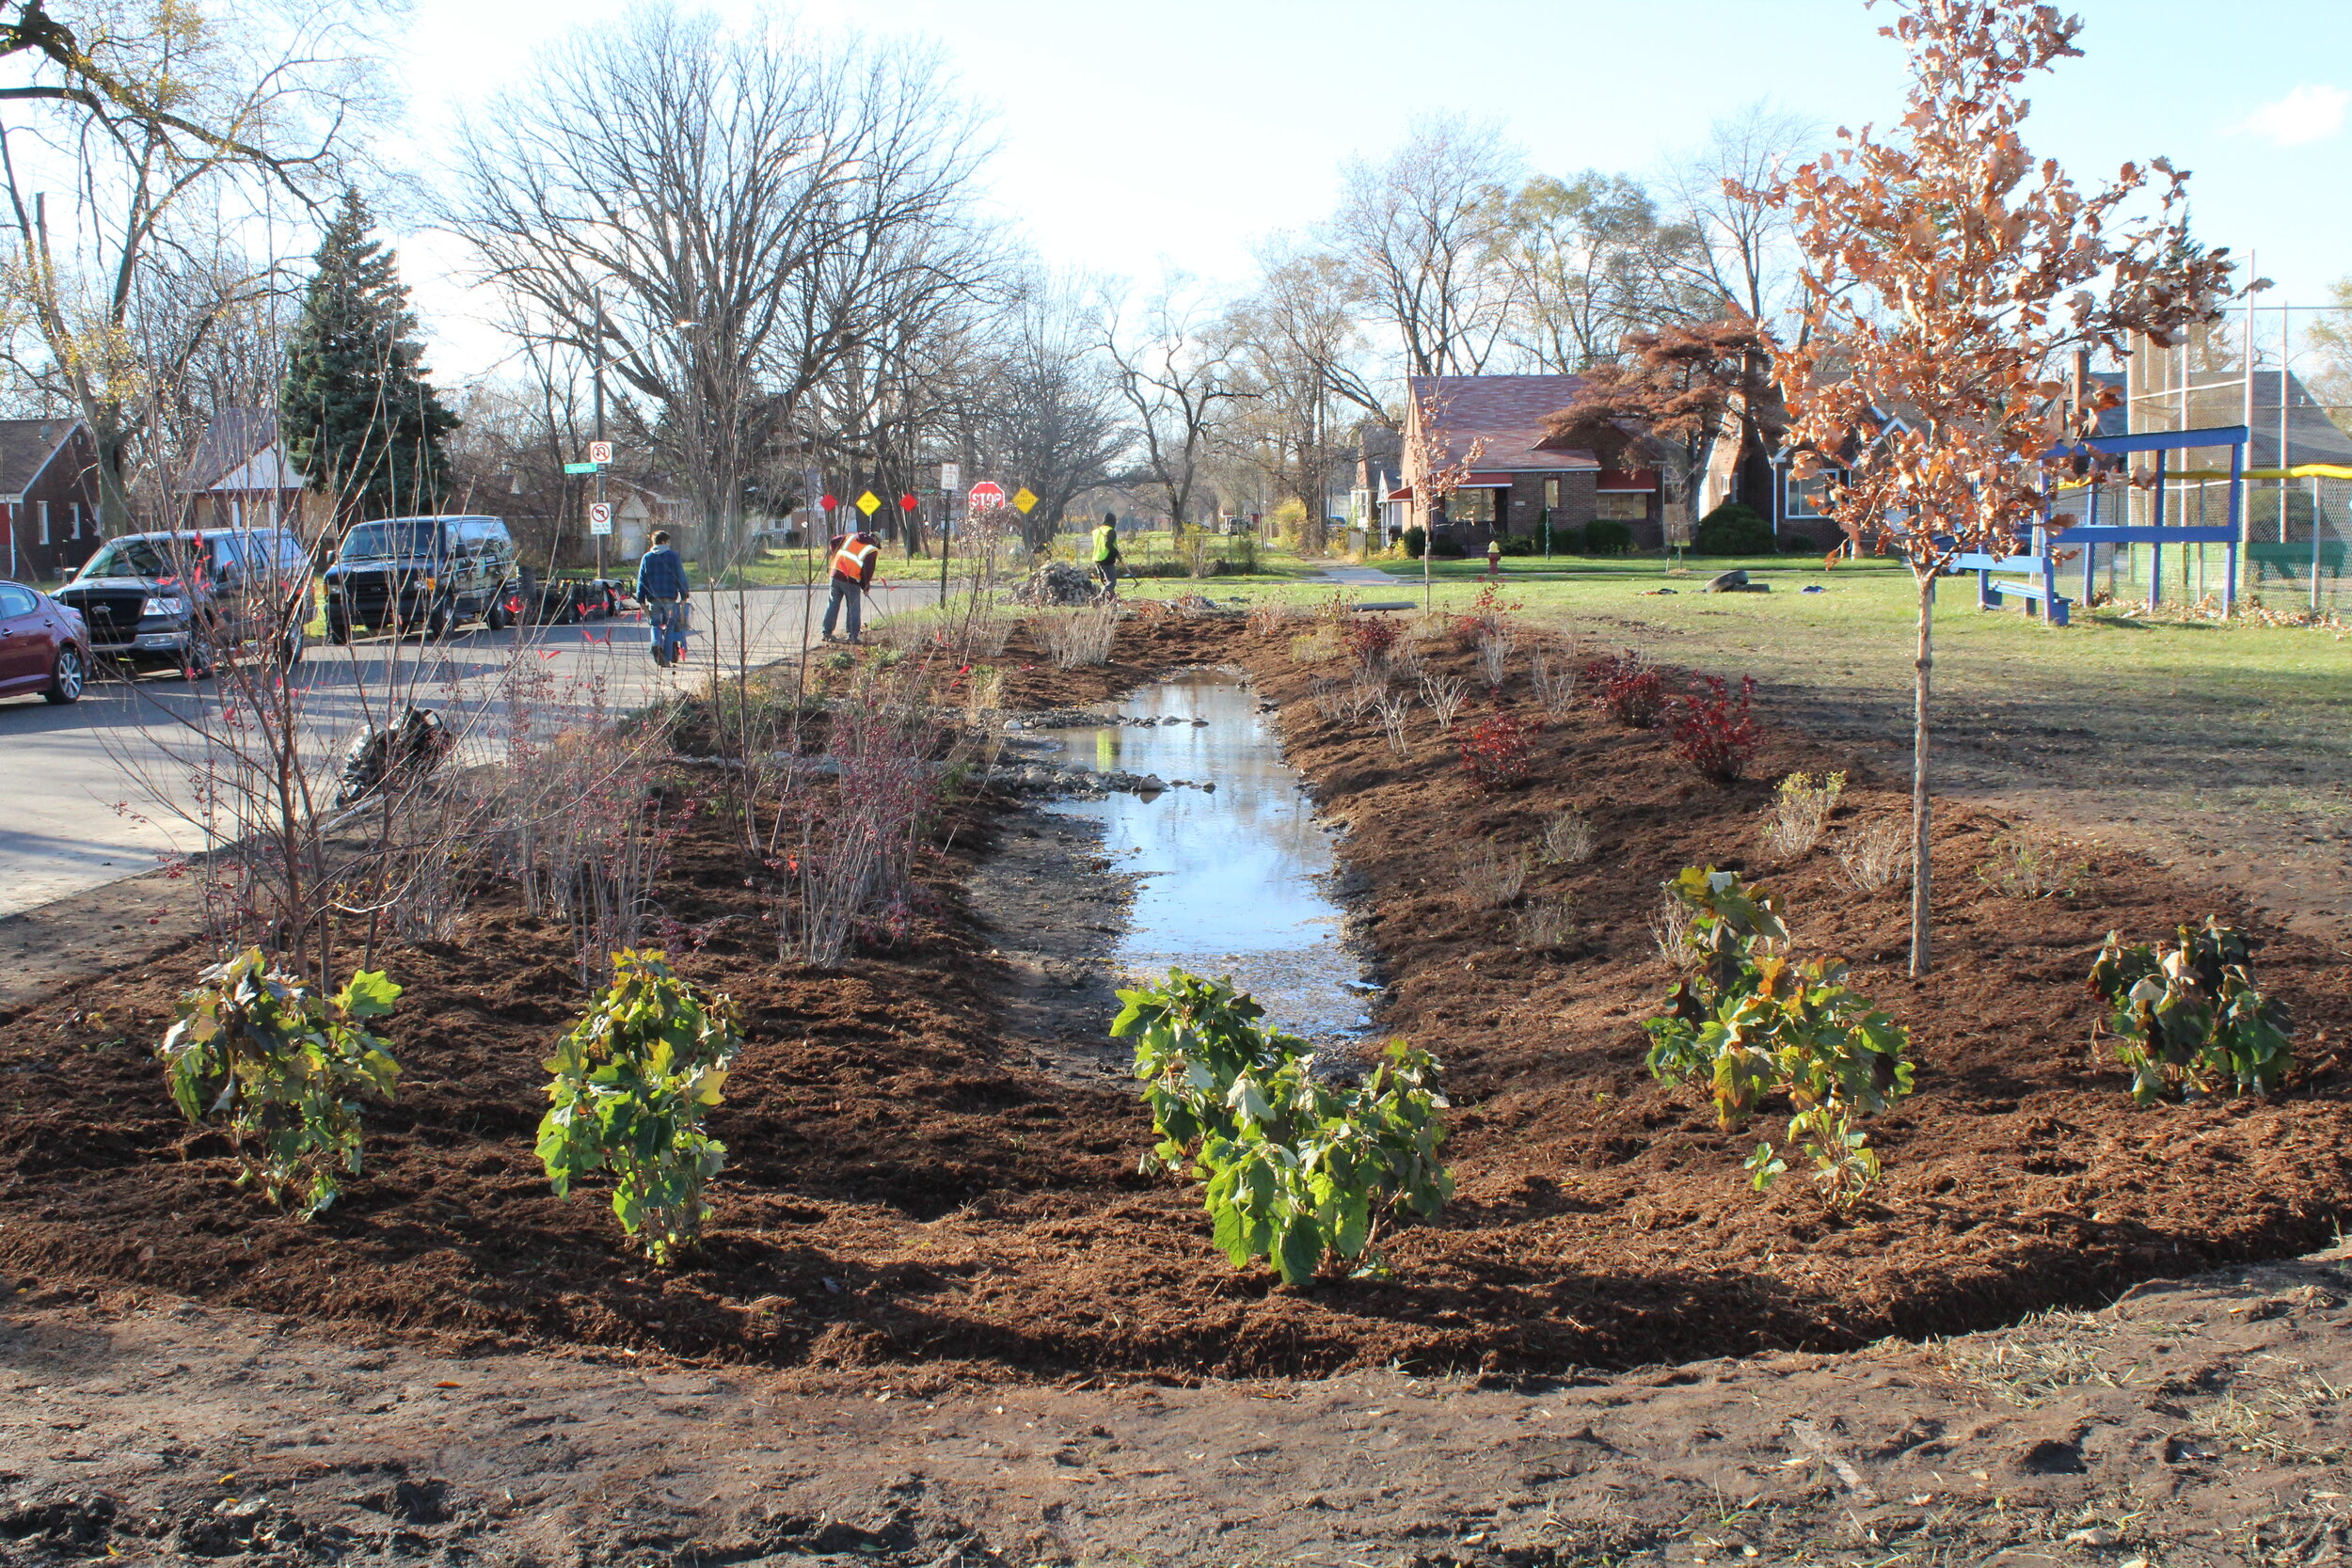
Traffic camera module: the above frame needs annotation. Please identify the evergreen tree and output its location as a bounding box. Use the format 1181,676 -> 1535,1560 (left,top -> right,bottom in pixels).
279,189 -> 460,520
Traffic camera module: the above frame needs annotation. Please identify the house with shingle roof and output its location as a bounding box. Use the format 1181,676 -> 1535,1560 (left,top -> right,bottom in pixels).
0,418 -> 101,581
1393,375 -> 1661,550
176,408 -> 309,532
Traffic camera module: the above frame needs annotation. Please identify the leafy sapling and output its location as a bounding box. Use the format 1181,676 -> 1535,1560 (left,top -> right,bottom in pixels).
2089,918 -> 2292,1104
1114,969 -> 1453,1285
157,949 -> 403,1218
537,949 -> 745,1264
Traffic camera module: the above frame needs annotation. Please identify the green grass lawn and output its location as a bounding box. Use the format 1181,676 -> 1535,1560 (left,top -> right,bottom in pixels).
1126,559 -> 2352,893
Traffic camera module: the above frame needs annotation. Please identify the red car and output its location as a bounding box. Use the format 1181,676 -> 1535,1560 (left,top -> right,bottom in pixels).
0,579 -> 89,705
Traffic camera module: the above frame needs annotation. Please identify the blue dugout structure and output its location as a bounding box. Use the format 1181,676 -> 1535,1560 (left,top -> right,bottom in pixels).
1950,423 -> 2249,626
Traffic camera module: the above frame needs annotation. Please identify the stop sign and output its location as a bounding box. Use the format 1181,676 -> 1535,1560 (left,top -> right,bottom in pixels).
967,481 -> 1007,510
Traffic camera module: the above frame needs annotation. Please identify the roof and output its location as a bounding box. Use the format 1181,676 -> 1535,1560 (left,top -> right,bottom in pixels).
1406,375 -> 1601,472
178,409 -> 302,494
0,418 -> 85,500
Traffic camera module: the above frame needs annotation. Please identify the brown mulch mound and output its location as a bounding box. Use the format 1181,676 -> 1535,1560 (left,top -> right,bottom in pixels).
0,605 -> 2346,1383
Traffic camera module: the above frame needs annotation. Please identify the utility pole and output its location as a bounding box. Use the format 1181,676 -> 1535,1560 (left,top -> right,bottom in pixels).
593,314 -> 606,583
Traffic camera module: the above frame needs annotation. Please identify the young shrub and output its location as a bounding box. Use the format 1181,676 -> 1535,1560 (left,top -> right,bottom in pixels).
1581,517 -> 1633,556
1343,613 -> 1402,668
1583,649 -> 1665,728
1979,835 -> 2088,899
1449,579 -> 1520,649
1115,969 -> 1453,1285
1642,869 -> 1913,1214
1475,627 -> 1515,689
1247,600 -> 1294,639
1670,674 -> 1760,782
1457,713 -> 1535,790
1760,770 -> 1846,859
1692,501 -> 1774,556
1038,602 -> 1120,669
1401,525 -> 1428,559
1530,649 -> 1576,717
1418,671 -> 1469,732
157,949 -> 403,1218
1834,817 -> 1909,892
1372,689 -> 1414,758
2088,919 -> 2293,1104
537,949 -> 745,1265
1540,805 -> 1595,865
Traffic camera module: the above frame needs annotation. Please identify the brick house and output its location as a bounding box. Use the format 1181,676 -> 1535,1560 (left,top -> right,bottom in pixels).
0,418 -> 102,581
1392,375 -> 1663,550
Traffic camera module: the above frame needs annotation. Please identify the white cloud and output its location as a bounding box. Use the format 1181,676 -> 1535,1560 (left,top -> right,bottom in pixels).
2236,84 -> 2349,147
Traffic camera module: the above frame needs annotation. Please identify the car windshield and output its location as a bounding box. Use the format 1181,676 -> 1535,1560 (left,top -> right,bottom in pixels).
339,520 -> 443,562
77,537 -> 203,581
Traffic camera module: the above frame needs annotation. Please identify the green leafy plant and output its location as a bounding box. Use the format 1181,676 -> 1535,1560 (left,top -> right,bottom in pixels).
1643,869 -> 1913,1213
536,949 -> 745,1264
2089,919 -> 2293,1105
157,949 -> 403,1217
1979,835 -> 2088,898
1113,969 -> 1453,1285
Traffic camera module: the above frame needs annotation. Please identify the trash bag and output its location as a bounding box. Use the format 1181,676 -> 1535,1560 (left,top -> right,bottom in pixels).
334,705 -> 453,809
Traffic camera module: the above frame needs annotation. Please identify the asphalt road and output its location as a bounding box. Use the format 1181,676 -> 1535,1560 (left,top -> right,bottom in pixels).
0,581 -> 935,918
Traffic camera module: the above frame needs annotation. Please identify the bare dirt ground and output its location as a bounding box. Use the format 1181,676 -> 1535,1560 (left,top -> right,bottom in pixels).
7,1250 -> 2352,1565
4,604 -> 2351,1563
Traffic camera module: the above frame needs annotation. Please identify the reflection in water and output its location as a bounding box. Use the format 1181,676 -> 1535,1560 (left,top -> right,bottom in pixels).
1033,673 -> 1372,1038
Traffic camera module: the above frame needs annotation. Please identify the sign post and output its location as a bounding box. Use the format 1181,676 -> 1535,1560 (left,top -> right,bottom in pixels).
938,464 -> 962,604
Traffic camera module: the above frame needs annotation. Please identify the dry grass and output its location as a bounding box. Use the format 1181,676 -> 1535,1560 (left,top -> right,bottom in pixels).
1036,603 -> 1120,669
1760,770 -> 1846,860
1247,601 -> 1294,638
1463,843 -> 1530,910
1650,881 -> 1699,973
1979,835 -> 2090,899
1516,896 -> 1576,948
1541,806 -> 1596,865
1834,818 -> 1910,892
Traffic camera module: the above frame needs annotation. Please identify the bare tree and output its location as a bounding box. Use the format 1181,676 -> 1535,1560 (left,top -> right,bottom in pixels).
1657,103 -> 1820,333
1496,171 -> 1709,371
1098,277 -> 1240,531
1326,115 -> 1520,378
1226,250 -> 1382,552
958,273 -> 1126,547
0,0 -> 383,531
451,6 -> 993,563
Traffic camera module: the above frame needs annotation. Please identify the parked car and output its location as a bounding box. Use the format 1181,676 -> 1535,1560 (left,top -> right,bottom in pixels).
0,579 -> 90,704
56,527 -> 311,677
323,515 -> 518,642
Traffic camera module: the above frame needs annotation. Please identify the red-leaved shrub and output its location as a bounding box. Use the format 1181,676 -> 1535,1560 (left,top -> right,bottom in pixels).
1343,613 -> 1401,666
1584,650 -> 1665,728
1458,713 -> 1535,790
1450,579 -> 1521,649
1671,675 -> 1760,782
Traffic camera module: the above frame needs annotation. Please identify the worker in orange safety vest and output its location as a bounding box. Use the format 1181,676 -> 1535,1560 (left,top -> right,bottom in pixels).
821,528 -> 879,643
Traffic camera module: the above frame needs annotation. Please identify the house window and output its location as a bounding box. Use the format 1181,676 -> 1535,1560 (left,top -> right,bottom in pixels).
1543,478 -> 1560,510
1443,488 -> 1497,525
37,500 -> 48,545
69,502 -> 81,539
1595,492 -> 1648,522
1785,473 -> 1836,519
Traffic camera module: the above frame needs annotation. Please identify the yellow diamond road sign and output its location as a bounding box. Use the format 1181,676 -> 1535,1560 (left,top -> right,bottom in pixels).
1012,486 -> 1039,514
855,490 -> 881,516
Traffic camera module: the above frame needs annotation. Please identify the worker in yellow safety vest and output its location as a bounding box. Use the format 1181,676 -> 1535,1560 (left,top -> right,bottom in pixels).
1091,513 -> 1121,597
822,529 -> 879,643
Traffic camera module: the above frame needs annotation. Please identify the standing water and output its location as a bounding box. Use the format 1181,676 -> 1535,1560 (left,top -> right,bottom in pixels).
1029,672 -> 1373,1038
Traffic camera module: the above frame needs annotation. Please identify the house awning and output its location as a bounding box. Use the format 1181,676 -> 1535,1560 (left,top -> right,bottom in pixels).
1387,472 -> 1517,499
1595,468 -> 1659,492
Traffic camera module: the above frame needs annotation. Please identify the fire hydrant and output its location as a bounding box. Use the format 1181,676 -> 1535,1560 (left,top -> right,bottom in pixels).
1485,538 -> 1502,575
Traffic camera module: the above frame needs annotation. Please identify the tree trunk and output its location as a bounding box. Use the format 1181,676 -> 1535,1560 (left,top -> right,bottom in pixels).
1909,566 -> 1935,976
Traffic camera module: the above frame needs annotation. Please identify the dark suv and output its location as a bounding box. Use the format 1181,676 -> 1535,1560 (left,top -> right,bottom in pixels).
57,528 -> 312,676
323,515 -> 518,642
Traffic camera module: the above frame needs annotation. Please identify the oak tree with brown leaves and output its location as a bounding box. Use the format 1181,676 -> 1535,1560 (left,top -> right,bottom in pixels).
1752,0 -> 2241,974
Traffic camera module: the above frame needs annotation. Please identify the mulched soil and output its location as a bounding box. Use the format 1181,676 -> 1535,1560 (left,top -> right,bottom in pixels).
1,602 -> 2347,1384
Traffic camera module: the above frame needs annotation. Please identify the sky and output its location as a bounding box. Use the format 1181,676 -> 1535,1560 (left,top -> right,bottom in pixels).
390,0 -> 2352,386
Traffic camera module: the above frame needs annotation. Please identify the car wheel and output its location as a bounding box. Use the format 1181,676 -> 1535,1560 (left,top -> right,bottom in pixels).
181,645 -> 215,681
43,645 -> 85,705
426,601 -> 454,640
485,596 -> 511,632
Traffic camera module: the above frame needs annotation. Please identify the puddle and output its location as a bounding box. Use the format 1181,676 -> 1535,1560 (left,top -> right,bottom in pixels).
1027,672 -> 1373,1038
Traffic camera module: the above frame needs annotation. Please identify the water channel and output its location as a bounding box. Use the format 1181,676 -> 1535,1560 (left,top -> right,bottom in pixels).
1027,672 -> 1374,1039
